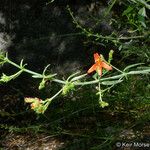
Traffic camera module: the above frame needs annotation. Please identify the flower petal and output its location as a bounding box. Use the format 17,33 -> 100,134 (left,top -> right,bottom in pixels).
87,64 -> 97,74
94,53 -> 100,63
96,66 -> 102,76
101,62 -> 112,71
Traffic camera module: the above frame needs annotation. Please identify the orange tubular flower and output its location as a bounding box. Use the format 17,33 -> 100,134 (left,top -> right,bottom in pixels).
87,53 -> 112,76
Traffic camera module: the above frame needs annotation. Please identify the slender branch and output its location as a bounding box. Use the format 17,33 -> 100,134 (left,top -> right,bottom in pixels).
6,58 -> 43,78
4,56 -> 150,86
50,89 -> 63,100
74,69 -> 150,86
98,81 -> 102,102
67,6 -> 149,42
104,0 -> 117,17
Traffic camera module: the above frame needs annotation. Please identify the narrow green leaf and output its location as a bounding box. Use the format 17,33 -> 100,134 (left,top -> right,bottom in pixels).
138,7 -> 147,17
124,63 -> 144,71
71,74 -> 87,82
122,6 -> 134,16
129,69 -> 150,74
67,71 -> 80,81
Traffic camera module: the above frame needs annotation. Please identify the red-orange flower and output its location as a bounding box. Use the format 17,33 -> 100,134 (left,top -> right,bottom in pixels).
87,53 -> 112,76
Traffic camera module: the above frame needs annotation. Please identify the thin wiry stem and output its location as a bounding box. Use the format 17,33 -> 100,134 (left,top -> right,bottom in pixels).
4,56 -> 150,86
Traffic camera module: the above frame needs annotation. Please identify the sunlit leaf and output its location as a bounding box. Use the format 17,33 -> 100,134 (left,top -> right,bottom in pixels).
124,63 -> 144,71
138,7 -> 147,17
122,6 -> 134,16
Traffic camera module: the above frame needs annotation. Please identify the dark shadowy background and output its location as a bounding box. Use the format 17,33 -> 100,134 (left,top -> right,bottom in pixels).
0,0 -> 150,149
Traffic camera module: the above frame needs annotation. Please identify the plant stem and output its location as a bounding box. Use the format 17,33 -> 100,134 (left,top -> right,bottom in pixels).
50,89 -> 63,100
5,57 -> 150,87
6,58 -> 43,77
104,0 -> 117,17
74,69 -> 150,86
98,81 -> 102,102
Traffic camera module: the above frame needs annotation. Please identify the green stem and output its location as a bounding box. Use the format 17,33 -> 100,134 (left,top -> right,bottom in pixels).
44,89 -> 63,108
6,58 -> 67,84
104,0 -> 117,17
52,79 -> 66,84
111,64 -> 124,74
5,57 -> 150,87
136,0 -> 150,9
50,89 -> 63,100
74,74 -> 124,86
94,34 -> 145,40
98,81 -> 102,102
74,68 -> 150,86
6,58 -> 43,77
67,5 -> 148,41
